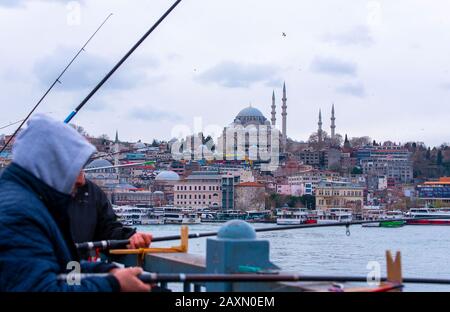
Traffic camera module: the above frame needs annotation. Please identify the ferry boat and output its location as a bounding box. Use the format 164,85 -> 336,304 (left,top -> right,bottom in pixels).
141,209 -> 165,225
246,210 -> 275,223
317,208 -> 353,224
276,207 -> 309,225
163,206 -> 201,225
214,210 -> 248,222
197,209 -> 218,222
362,210 -> 405,228
113,205 -> 150,225
406,207 -> 450,225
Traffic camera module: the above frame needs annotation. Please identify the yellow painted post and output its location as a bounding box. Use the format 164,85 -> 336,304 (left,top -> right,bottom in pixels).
180,225 -> 189,252
386,250 -> 402,285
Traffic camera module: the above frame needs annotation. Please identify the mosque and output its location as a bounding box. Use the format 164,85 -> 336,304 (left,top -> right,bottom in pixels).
217,82 -> 288,162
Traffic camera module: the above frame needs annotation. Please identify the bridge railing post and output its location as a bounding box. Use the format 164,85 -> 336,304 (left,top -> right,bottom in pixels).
205,220 -> 279,292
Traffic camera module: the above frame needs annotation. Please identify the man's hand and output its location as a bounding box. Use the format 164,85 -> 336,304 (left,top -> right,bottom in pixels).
110,267 -> 151,292
128,232 -> 152,249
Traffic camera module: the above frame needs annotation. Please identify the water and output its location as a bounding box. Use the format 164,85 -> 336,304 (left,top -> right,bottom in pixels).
136,223 -> 450,292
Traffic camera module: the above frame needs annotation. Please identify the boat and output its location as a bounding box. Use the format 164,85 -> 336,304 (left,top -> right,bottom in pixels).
141,210 -> 165,225
213,210 -> 248,222
163,206 -> 202,224
246,210 -> 275,223
381,210 -> 406,228
362,210 -> 405,228
317,208 -> 353,224
406,207 -> 450,225
276,207 -> 309,225
113,205 -> 151,225
198,209 -> 218,222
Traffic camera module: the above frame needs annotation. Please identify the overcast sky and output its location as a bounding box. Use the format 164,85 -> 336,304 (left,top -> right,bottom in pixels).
0,0 -> 448,146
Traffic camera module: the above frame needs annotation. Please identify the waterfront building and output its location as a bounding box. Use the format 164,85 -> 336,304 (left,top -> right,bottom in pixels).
174,171 -> 223,209
315,180 -> 365,211
112,190 -> 164,206
417,177 -> 450,205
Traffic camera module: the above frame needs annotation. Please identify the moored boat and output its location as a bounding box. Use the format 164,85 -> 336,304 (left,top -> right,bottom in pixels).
276,206 -> 309,225
317,208 -> 353,224
406,208 -> 450,225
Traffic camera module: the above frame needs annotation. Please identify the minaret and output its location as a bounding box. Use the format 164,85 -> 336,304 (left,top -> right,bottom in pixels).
330,103 -> 336,141
271,90 -> 276,126
318,109 -> 323,144
114,130 -> 119,173
281,82 -> 287,149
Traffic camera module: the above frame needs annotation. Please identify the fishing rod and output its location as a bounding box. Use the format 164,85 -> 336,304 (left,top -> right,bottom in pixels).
83,160 -> 156,172
63,0 -> 183,124
0,13 -> 113,154
0,119 -> 25,131
90,147 -> 154,161
57,272 -> 450,286
75,216 -> 449,251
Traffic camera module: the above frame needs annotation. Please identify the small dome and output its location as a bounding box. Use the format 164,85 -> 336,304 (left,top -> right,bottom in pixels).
218,220 -> 256,240
86,159 -> 113,169
155,170 -> 180,181
237,106 -> 265,118
133,141 -> 146,150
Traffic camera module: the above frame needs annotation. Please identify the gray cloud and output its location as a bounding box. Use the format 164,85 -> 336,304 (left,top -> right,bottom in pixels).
33,46 -> 160,91
310,56 -> 357,77
322,25 -> 374,47
196,61 -> 281,88
336,82 -> 366,97
128,107 -> 181,122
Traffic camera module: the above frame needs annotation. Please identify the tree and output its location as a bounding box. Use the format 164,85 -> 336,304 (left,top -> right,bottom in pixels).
351,166 -> 363,174
308,131 -> 329,150
350,136 -> 371,147
70,124 -> 88,136
330,133 -> 343,147
426,147 -> 431,160
437,150 -> 443,165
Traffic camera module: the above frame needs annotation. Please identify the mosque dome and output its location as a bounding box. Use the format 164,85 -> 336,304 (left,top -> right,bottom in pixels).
155,170 -> 180,181
236,106 -> 265,119
234,106 -> 267,126
85,159 -> 113,170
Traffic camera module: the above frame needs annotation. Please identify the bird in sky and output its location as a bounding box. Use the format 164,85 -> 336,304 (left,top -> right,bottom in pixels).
282,32 -> 287,37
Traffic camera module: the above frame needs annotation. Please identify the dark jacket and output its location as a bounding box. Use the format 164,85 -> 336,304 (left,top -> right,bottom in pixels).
0,164 -> 120,292
68,179 -> 135,244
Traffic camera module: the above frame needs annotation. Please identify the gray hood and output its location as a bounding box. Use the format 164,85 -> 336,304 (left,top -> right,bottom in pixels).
12,114 -> 96,195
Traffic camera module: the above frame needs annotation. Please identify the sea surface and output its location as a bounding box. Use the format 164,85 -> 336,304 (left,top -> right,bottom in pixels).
136,223 -> 450,292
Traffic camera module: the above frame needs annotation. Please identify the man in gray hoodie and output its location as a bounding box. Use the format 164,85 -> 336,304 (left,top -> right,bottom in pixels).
0,114 -> 149,292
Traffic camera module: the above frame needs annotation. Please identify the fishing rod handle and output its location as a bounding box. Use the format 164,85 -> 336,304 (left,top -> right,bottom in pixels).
75,239 -> 130,251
